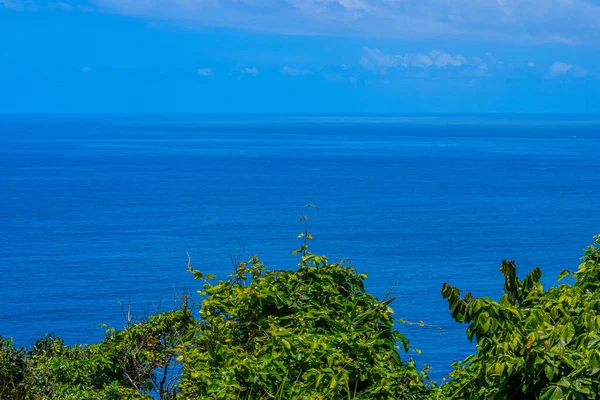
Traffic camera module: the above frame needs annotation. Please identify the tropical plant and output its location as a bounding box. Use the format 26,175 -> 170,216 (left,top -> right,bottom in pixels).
179,206 -> 431,399
441,234 -> 600,400
0,307 -> 195,399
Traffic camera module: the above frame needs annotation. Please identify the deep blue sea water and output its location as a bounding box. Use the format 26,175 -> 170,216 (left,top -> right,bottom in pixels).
1,114 -> 599,380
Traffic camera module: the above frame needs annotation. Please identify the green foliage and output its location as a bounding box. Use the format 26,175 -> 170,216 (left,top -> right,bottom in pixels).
0,307 -> 195,399
179,206 -> 430,399
441,234 -> 600,400
100,306 -> 196,398
0,335 -> 28,399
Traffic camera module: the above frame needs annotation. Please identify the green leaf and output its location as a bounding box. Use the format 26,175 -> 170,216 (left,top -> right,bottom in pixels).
557,269 -> 571,281
545,364 -> 555,381
193,270 -> 203,280
540,386 -> 563,400
329,376 -> 337,389
591,352 -> 600,374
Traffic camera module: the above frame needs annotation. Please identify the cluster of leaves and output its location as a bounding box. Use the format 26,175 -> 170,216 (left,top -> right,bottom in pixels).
0,308 -> 195,399
179,210 -> 431,399
440,234 -> 600,400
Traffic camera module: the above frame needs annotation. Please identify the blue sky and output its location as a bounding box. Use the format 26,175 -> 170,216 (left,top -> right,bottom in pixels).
1,0 -> 600,113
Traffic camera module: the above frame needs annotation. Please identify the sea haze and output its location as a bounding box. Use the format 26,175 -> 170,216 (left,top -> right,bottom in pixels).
1,114 -> 599,378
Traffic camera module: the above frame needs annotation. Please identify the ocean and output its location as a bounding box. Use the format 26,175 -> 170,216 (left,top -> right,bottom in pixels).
1,114 -> 599,380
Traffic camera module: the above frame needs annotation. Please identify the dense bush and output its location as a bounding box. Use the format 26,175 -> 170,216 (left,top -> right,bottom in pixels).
180,243 -> 430,399
441,235 -> 600,399
0,308 -> 195,399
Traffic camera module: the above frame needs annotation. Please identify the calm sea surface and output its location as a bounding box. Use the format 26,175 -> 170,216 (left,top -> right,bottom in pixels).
1,114 -> 599,379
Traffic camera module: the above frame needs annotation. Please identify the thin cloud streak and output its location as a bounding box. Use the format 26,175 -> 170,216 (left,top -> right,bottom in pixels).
4,0 -> 598,45
281,66 -> 313,76
197,68 -> 215,77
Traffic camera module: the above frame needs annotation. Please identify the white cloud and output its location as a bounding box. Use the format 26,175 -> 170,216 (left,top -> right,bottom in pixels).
359,47 -> 555,78
430,50 -> 466,68
547,61 -> 589,78
82,0 -> 600,45
409,53 -> 433,68
239,67 -> 259,76
360,48 -> 468,73
548,61 -> 573,77
281,65 -> 313,76
291,0 -> 370,13
0,0 -> 20,9
361,51 -> 593,79
197,68 -> 215,76
359,48 -> 399,71
54,2 -> 73,10
5,1 -> 600,45
2,0 -> 78,11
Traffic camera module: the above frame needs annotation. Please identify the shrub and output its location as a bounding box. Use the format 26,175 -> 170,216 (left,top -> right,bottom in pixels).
179,209 -> 430,399
441,234 -> 600,400
0,308 -> 195,399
